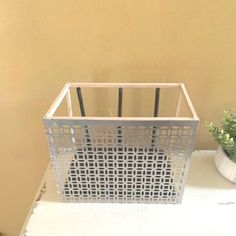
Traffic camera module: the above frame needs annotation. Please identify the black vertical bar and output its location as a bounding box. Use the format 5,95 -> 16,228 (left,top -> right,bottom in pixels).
76,87 -> 86,117
117,88 -> 123,149
154,88 -> 160,117
118,88 -> 123,117
152,88 -> 160,148
76,87 -> 91,147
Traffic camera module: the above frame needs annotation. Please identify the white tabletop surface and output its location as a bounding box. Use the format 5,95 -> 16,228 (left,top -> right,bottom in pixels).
22,151 -> 236,236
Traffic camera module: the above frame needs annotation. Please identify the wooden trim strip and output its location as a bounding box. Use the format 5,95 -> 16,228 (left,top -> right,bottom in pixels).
46,116 -> 194,121
45,84 -> 69,118
67,82 -> 181,88
175,88 -> 183,117
66,89 -> 73,117
180,84 -> 199,120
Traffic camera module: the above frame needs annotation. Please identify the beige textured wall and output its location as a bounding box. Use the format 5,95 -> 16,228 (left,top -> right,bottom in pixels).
1,1 -> 236,235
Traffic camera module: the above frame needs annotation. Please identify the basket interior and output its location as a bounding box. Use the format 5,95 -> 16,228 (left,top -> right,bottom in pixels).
53,84 -> 194,118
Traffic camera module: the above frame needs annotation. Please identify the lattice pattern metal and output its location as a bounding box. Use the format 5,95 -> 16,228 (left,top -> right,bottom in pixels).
44,120 -> 198,204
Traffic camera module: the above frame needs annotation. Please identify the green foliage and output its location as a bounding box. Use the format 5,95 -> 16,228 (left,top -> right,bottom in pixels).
206,111 -> 236,163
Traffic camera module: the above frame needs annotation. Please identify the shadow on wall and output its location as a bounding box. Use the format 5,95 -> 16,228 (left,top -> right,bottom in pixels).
187,151 -> 236,189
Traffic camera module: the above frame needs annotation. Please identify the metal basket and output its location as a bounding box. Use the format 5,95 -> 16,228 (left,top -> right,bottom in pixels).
44,83 -> 199,203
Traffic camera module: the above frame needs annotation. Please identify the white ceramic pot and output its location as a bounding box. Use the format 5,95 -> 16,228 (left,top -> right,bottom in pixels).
215,146 -> 236,183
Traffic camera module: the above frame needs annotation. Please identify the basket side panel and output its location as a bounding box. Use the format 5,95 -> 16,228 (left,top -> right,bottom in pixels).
44,119 -> 199,204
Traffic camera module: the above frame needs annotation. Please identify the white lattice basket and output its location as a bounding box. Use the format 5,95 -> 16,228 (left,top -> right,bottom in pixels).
44,83 -> 199,204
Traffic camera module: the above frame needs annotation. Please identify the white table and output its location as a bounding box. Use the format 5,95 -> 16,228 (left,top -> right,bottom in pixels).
21,151 -> 236,236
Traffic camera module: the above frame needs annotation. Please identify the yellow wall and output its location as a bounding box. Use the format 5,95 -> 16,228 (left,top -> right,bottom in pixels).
1,1 -> 236,235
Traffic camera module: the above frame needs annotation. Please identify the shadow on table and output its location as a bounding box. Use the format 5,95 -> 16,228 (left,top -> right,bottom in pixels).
187,151 -> 236,189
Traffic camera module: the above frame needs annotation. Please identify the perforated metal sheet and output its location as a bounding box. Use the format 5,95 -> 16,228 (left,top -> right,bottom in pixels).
44,120 -> 198,204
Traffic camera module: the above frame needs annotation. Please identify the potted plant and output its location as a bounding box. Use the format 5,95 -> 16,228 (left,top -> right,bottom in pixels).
207,110 -> 236,183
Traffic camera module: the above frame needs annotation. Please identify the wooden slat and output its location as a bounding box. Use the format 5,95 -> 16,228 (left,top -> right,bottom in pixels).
175,88 -> 183,117
46,116 -> 194,121
67,82 -> 181,88
180,84 -> 199,120
45,84 -> 69,118
66,89 -> 73,117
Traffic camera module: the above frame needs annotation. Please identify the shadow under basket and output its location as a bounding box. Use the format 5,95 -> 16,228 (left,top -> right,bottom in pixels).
44,83 -> 199,204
